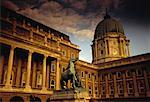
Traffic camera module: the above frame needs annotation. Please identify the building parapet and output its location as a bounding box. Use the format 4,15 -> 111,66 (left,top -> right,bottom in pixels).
78,60 -> 98,70
98,53 -> 150,69
0,6 -> 80,51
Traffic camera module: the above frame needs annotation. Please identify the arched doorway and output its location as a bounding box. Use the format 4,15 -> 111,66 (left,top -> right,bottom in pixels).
30,95 -> 41,102
10,96 -> 24,102
46,98 -> 50,102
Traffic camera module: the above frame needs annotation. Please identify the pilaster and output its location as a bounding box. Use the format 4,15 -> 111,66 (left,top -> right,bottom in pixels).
123,73 -> 128,97
113,74 -> 119,97
92,74 -> 95,97
105,75 -> 109,98
143,70 -> 150,96
132,71 -> 139,96
85,71 -> 88,91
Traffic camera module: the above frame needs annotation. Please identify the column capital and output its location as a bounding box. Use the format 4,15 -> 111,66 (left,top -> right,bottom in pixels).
28,50 -> 34,54
10,45 -> 16,50
43,54 -> 48,58
56,58 -> 61,61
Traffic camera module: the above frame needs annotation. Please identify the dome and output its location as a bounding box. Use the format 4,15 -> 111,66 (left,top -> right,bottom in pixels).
94,15 -> 124,39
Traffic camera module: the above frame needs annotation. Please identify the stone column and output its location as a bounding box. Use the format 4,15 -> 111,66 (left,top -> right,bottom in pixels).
143,70 -> 150,96
98,74 -> 101,98
42,55 -> 47,90
127,41 -> 130,56
123,40 -> 126,57
0,55 -> 4,84
105,75 -> 109,98
95,41 -> 97,63
105,39 -> 108,56
32,62 -> 36,88
46,64 -> 50,89
119,39 -> 123,57
123,73 -> 128,97
92,74 -> 95,97
106,39 -> 110,55
16,58 -> 22,87
113,74 -> 119,97
133,71 -> 139,96
92,44 -> 95,61
5,46 -> 15,88
56,58 -> 60,90
25,50 -> 32,90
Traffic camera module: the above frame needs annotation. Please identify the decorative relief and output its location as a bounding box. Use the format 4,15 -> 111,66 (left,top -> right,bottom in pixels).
33,33 -> 44,44
16,26 -> 30,39
1,20 -> 13,33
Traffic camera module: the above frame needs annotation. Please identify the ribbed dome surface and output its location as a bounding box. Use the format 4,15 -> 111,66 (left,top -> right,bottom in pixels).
94,15 -> 124,39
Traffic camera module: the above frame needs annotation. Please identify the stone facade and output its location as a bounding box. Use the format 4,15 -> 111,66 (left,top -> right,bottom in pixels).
0,6 -> 150,102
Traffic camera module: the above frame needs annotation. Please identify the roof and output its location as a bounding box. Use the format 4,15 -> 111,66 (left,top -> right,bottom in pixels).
94,15 -> 124,39
1,6 -> 70,42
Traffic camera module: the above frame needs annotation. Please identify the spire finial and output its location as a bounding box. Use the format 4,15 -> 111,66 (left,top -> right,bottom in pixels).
104,7 -> 111,19
106,7 -> 108,16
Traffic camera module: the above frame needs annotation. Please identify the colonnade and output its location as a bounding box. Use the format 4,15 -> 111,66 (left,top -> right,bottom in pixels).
1,45 -> 60,91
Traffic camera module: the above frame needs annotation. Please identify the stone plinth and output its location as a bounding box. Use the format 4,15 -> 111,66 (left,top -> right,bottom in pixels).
49,89 -> 90,102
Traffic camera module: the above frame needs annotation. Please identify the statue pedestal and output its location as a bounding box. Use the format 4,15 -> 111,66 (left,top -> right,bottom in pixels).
49,89 -> 91,102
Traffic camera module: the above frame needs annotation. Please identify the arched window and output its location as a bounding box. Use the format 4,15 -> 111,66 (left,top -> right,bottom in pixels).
10,96 -> 24,102
88,86 -> 92,95
81,71 -> 84,78
50,79 -> 55,89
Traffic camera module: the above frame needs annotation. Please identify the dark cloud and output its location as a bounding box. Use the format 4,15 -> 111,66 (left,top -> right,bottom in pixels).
1,0 -> 149,39
114,0 -> 150,25
1,0 -> 150,62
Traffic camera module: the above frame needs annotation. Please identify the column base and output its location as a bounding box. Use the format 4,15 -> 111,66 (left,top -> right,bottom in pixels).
114,94 -> 119,98
135,92 -> 139,97
3,84 -> 12,89
146,91 -> 150,96
41,87 -> 47,91
106,94 -> 109,98
124,92 -> 128,97
24,85 -> 31,91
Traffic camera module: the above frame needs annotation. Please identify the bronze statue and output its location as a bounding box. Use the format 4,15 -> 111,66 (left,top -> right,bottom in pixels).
60,58 -> 82,89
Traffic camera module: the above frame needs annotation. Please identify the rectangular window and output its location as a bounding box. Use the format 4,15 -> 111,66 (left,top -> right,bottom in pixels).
71,53 -> 75,59
51,63 -> 55,72
136,69 -> 143,76
81,71 -> 84,78
88,73 -> 91,79
62,50 -> 66,56
117,72 -> 122,79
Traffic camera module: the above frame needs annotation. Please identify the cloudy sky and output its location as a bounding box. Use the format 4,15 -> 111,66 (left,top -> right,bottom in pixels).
1,0 -> 150,62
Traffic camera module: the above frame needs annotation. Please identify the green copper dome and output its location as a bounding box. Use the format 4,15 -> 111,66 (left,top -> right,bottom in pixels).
94,15 -> 124,39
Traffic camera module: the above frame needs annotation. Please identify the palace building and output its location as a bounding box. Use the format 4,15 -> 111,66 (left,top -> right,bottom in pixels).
0,6 -> 150,102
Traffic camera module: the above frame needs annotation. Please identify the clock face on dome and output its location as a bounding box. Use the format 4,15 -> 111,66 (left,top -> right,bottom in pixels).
113,49 -> 118,55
